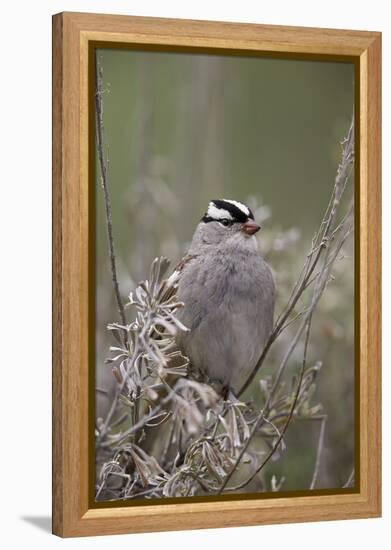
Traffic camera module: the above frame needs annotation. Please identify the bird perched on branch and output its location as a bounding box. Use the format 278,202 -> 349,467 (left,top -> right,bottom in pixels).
168,199 -> 275,397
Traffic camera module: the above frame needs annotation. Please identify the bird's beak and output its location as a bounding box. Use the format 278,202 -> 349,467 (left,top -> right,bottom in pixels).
241,220 -> 261,236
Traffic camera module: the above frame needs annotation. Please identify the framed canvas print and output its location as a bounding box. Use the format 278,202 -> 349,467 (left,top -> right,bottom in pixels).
52,12 -> 381,537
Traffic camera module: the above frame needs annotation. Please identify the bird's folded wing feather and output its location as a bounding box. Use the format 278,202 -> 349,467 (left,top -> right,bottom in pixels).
158,254 -> 198,303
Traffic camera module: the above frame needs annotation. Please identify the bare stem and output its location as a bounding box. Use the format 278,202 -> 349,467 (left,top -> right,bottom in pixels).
343,468 -> 355,488
95,54 -> 127,328
161,421 -> 176,468
96,340 -> 140,444
309,414 -> 327,489
101,382 -> 181,447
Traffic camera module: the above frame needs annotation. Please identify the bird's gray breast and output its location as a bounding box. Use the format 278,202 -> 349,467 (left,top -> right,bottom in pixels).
176,250 -> 275,394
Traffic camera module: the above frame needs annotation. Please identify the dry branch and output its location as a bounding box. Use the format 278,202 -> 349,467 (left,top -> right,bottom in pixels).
95,54 -> 127,328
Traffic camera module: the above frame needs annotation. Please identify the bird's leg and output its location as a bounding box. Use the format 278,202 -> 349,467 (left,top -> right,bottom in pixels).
221,384 -> 230,401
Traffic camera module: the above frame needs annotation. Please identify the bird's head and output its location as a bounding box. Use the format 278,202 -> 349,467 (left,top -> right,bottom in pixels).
193,199 -> 261,248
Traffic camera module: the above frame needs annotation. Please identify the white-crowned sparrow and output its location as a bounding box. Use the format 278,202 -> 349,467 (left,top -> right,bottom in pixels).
169,199 -> 275,397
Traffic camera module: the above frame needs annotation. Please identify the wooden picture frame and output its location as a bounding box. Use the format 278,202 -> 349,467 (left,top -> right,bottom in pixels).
52,11 -> 381,537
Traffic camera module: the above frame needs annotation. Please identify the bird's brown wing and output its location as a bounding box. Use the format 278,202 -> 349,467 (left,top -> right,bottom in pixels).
157,254 -> 198,303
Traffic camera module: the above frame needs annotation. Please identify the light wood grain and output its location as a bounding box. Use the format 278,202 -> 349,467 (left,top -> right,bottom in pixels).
52,12 -> 63,537
359,33 -> 382,513
52,11 -> 382,538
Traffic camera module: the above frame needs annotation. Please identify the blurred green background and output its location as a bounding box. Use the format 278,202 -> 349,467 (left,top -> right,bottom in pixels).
95,48 -> 355,492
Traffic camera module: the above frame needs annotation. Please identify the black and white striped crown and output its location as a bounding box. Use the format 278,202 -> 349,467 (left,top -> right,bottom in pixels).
201,199 -> 254,224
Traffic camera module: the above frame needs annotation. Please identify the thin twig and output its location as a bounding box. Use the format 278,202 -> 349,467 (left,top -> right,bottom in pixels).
217,409 -> 267,493
161,420 -> 176,468
96,341 -> 140,444
95,54 -> 127,328
343,468 -> 355,488
101,383 -> 181,447
276,307 -> 310,335
125,486 -> 164,499
309,414 -> 327,489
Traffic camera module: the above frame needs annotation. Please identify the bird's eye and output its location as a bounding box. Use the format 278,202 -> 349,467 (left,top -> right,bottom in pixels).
220,219 -> 231,227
